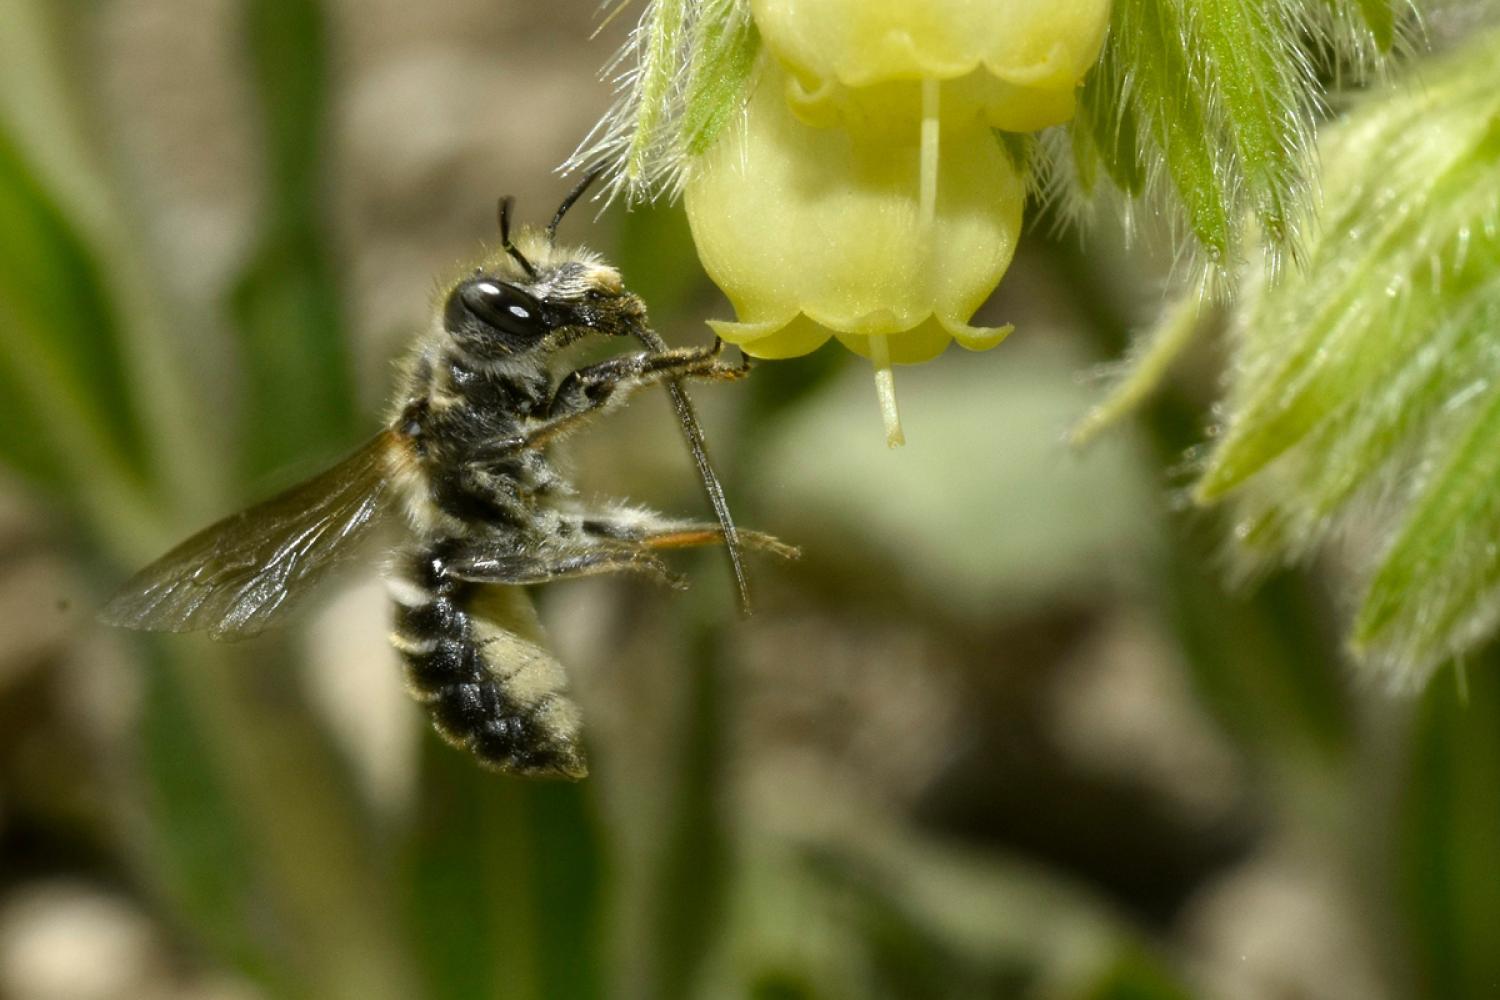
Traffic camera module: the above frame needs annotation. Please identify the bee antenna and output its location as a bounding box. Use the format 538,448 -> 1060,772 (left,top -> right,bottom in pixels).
497,196 -> 539,279
546,163 -> 609,241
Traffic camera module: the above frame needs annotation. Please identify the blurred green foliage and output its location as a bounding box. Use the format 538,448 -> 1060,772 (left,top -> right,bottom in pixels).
234,0 -> 356,481
1402,660 -> 1500,1000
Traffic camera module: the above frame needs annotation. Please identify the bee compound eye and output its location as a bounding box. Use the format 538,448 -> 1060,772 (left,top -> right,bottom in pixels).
461,280 -> 547,339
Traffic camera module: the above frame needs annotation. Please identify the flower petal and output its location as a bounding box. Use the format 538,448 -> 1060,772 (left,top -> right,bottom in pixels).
751,0 -> 1110,95
941,316 -> 1015,352
684,59 -> 1023,358
834,320 -> 954,365
707,314 -> 833,359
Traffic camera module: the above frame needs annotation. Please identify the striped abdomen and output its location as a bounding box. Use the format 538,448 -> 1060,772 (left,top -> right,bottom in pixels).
386,543 -> 586,779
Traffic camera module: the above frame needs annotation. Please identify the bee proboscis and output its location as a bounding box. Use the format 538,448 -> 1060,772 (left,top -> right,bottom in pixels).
100,173 -> 794,779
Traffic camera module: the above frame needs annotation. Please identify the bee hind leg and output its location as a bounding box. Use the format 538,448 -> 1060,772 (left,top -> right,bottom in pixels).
439,540 -> 688,589
581,514 -> 799,560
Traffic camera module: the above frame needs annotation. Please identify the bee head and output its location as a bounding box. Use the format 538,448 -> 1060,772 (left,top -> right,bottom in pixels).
442,171 -> 648,361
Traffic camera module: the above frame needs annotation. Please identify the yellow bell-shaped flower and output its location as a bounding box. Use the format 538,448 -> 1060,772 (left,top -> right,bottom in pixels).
751,0 -> 1112,131
685,59 -> 1024,444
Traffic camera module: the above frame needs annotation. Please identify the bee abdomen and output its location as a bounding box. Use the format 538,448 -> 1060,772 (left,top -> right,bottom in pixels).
386,549 -> 586,779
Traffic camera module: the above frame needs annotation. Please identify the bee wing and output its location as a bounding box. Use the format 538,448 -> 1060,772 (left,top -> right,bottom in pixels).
100,430 -> 402,640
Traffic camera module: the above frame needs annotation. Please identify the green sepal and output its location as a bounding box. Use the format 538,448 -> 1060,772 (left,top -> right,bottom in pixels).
1192,35 -> 1500,681
680,2 -> 761,159
1110,0 -> 1235,264
1189,0 -> 1312,260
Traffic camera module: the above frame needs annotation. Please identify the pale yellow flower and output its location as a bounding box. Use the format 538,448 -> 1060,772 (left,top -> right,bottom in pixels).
686,60 -> 1023,361
685,59 -> 1024,443
683,1 -> 1110,444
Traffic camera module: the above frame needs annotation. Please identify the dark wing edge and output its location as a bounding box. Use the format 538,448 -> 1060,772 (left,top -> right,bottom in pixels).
99,430 -> 403,640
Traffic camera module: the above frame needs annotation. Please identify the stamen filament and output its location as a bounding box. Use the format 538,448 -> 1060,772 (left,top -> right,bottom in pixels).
919,78 -> 940,228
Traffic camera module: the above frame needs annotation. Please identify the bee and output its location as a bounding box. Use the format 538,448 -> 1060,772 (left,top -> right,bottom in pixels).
100,172 -> 794,780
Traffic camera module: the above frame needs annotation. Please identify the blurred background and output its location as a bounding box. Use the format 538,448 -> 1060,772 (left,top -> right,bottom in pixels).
0,1 -> 1496,998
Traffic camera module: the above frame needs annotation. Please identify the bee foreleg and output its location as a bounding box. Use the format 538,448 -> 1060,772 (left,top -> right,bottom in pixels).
544,347 -> 746,416
468,347 -> 749,460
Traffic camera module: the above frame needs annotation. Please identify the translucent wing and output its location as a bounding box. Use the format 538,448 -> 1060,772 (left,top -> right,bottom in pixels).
100,431 -> 401,640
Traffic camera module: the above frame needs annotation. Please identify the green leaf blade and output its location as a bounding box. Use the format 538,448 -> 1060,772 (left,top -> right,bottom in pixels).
234,0 -> 357,482
137,650 -> 290,997
1401,665 -> 1500,998
402,740 -> 606,1000
0,124 -> 152,491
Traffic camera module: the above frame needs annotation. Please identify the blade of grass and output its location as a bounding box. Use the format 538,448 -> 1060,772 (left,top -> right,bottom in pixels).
645,617 -> 733,1000
182,638 -> 420,1000
404,741 -> 510,1000
0,122 -> 162,540
0,126 -> 146,474
404,736 -> 607,1000
135,642 -> 291,997
234,0 -> 356,482
0,0 -> 223,539
0,341 -> 63,490
1400,659 -> 1500,999
1,2 -> 420,996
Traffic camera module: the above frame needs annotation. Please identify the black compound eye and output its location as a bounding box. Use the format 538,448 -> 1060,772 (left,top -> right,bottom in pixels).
460,280 -> 547,339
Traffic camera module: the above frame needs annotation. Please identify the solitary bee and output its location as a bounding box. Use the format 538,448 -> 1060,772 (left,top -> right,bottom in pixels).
101,174 -> 793,780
